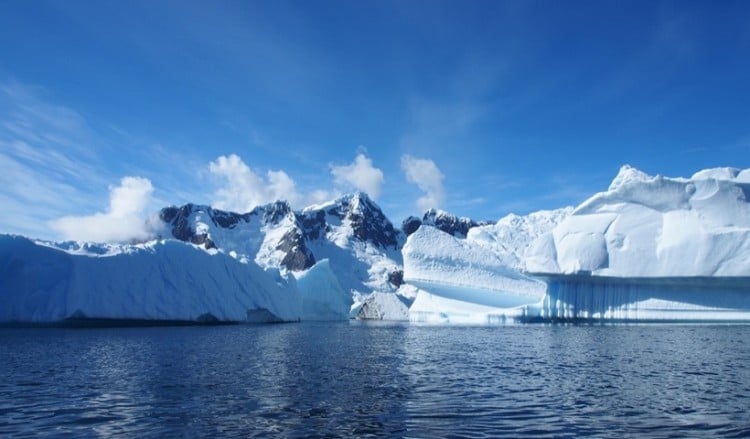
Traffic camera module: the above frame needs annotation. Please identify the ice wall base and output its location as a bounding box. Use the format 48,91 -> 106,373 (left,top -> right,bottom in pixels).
532,275 -> 750,322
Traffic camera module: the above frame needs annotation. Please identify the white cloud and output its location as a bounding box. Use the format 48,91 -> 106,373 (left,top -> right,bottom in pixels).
330,153 -> 384,199
50,177 -> 157,243
209,154 -> 301,212
401,155 -> 445,212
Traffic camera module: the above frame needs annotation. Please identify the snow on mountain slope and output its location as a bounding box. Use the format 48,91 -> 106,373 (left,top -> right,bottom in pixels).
0,234 -> 303,323
525,165 -> 750,277
159,201 -> 315,271
300,192 -> 403,297
160,193 -> 404,312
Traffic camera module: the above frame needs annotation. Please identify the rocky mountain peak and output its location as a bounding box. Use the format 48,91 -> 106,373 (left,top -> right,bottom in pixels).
159,204 -> 218,248
403,208 -> 485,239
157,192 -> 402,272
255,200 -> 294,225
340,193 -> 400,249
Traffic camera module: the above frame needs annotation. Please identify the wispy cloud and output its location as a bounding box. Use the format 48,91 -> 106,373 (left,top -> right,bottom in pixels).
50,177 -> 159,243
0,80 -> 208,240
399,96 -> 487,156
400,155 -> 445,212
0,81 -> 117,239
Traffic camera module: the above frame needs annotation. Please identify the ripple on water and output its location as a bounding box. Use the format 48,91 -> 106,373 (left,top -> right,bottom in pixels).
0,324 -> 749,438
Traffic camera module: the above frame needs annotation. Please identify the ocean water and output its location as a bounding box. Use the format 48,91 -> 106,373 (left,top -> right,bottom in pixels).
1,323 -> 749,438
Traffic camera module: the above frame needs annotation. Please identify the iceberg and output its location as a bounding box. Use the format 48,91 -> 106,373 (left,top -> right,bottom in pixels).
0,235 -> 308,324
293,259 -> 352,321
403,224 -> 555,324
353,286 -> 418,321
526,166 -> 750,321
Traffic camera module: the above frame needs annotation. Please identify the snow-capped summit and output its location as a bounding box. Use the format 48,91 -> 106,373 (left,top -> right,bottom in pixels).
159,201 -> 315,271
159,193 -> 404,313
302,192 -> 401,250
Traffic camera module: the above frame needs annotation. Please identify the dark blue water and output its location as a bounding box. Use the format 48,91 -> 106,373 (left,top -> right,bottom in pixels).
2,323 -> 750,438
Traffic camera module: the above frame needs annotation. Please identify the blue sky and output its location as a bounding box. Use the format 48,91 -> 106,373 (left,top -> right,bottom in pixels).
1,0 -> 749,240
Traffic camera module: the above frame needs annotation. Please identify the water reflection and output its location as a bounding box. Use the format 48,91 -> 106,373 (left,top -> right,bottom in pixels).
1,324 -> 750,437
250,322 -> 411,437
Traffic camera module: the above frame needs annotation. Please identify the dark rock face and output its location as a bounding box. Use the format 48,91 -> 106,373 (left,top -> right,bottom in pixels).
388,269 -> 404,287
401,216 -> 422,237
261,201 -> 293,225
325,192 -> 400,249
299,210 -> 327,241
159,204 -> 217,249
277,229 -> 316,271
159,206 -> 180,223
159,192 -> 402,272
212,210 -> 245,229
422,209 -> 481,238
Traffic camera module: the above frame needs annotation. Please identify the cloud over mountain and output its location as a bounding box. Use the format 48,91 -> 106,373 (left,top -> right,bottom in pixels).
401,155 -> 445,211
330,153 -> 384,200
209,154 -> 301,212
50,176 -> 157,242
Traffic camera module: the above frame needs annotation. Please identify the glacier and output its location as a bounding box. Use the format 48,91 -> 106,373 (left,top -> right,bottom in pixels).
0,234 -> 351,324
525,166 -> 750,321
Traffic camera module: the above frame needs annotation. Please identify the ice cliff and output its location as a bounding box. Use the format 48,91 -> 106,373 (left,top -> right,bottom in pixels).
0,235 -> 350,324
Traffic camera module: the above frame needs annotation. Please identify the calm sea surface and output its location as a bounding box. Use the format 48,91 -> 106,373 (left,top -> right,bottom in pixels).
1,322 -> 749,438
